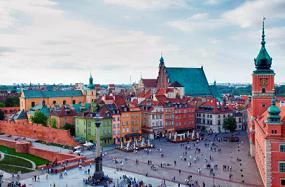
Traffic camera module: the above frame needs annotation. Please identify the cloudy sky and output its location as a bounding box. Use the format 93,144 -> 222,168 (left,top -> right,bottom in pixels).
0,0 -> 285,85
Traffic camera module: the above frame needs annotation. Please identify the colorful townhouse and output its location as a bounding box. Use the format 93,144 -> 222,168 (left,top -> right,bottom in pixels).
247,20 -> 285,187
74,110 -> 112,145
140,100 -> 164,139
196,97 -> 233,133
99,104 -> 121,144
155,95 -> 196,134
114,95 -> 142,143
172,100 -> 196,133
50,106 -> 77,128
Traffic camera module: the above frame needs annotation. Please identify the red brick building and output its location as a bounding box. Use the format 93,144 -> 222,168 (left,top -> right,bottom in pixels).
247,20 -> 285,187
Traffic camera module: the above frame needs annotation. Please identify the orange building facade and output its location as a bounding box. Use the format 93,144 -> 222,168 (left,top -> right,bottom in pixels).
119,106 -> 142,143
20,90 -> 85,111
248,20 -> 285,187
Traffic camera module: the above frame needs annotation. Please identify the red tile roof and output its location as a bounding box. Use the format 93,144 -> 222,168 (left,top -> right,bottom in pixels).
141,79 -> 157,88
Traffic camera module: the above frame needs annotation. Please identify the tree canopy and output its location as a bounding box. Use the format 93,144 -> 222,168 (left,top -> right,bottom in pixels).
31,111 -> 48,126
4,97 -> 19,107
48,118 -> 57,129
223,116 -> 237,132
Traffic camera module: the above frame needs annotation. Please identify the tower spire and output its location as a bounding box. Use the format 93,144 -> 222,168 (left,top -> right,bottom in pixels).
261,17 -> 266,47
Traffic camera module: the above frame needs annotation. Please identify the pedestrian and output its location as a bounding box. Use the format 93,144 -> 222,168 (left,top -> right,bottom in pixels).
34,175 -> 37,182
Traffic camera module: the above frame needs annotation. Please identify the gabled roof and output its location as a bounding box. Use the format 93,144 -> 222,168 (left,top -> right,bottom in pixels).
141,79 -> 157,88
166,67 -> 211,96
22,90 -> 83,98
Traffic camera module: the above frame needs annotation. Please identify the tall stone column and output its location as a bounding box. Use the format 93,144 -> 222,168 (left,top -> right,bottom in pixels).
93,117 -> 104,180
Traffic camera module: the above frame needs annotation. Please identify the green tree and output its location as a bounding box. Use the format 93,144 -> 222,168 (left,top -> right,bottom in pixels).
0,102 -> 5,108
63,123 -> 75,136
48,118 -> 57,128
5,97 -> 19,107
0,110 -> 4,120
31,111 -> 48,126
223,116 -> 237,133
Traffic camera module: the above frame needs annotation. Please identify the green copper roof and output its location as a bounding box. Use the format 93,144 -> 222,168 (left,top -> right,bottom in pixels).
209,82 -> 223,102
28,105 -> 50,117
23,90 -> 83,98
267,96 -> 281,124
88,74 -> 95,89
254,18 -> 272,71
166,67 -> 211,96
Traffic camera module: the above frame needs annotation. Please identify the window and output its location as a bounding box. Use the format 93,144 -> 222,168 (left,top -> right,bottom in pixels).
73,100 -> 76,104
31,102 -> 35,107
281,179 -> 285,186
262,88 -> 266,93
63,100 -> 66,105
280,145 -> 285,152
279,162 -> 285,172
262,104 -> 266,107
272,130 -> 278,134
53,100 -> 56,105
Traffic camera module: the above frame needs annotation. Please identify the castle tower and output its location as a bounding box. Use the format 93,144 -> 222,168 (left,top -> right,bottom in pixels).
249,18 -> 275,157
251,18 -> 275,118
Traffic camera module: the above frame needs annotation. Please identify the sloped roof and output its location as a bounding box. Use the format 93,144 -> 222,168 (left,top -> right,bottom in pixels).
141,79 -> 157,88
166,67 -> 211,96
169,81 -> 183,87
209,84 -> 223,102
23,90 -> 83,98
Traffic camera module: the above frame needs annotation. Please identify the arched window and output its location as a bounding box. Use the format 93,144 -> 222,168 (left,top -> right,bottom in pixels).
63,100 -> 66,105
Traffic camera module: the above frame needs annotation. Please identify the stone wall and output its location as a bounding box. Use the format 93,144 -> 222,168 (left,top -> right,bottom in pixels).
0,137 -> 84,166
0,121 -> 79,147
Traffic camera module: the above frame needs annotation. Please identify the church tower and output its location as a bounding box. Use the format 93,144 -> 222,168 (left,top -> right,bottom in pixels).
251,18 -> 275,118
86,74 -> 96,103
157,55 -> 168,89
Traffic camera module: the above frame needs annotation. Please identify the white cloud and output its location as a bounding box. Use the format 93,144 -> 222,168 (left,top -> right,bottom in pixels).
102,0 -> 186,10
167,13 -> 223,32
0,0 -> 179,84
222,0 -> 285,28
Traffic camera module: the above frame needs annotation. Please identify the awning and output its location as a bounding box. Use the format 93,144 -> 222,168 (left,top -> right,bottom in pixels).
176,127 -> 194,133
124,133 -> 141,138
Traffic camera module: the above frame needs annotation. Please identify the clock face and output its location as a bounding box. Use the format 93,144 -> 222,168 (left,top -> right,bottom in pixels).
260,78 -> 268,87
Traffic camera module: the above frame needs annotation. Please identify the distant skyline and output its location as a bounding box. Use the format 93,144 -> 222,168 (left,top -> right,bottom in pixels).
0,0 -> 285,84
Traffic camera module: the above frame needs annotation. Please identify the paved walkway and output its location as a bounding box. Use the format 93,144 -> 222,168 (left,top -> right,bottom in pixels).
103,131 -> 263,187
